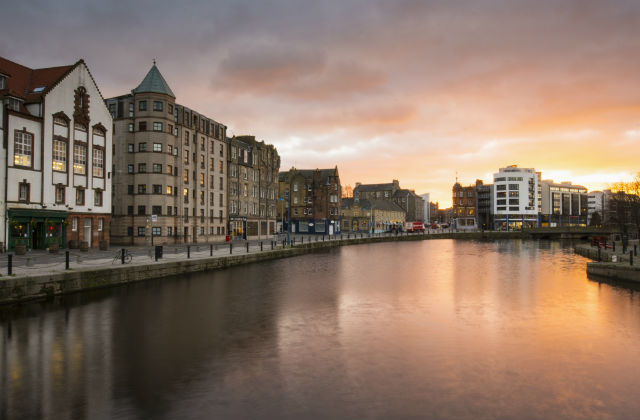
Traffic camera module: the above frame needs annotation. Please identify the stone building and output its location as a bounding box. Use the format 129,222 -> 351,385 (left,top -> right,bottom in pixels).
227,135 -> 280,239
277,167 -> 341,235
353,179 -> 425,222
0,56 -> 112,250
341,198 -> 405,233
452,182 -> 477,230
106,64 -> 227,245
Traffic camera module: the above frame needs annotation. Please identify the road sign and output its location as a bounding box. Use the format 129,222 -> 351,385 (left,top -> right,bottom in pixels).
151,215 -> 158,222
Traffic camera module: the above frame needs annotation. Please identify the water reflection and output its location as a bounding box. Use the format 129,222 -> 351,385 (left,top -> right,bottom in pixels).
2,240 -> 640,419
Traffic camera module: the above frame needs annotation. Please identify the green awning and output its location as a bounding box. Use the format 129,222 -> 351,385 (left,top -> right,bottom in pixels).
8,209 -> 69,220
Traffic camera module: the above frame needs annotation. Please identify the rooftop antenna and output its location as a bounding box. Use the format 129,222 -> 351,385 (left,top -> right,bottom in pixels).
153,58 -> 156,66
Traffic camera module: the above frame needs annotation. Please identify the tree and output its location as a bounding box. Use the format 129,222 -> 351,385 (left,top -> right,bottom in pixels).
589,211 -> 602,227
342,184 -> 353,199
610,173 -> 640,252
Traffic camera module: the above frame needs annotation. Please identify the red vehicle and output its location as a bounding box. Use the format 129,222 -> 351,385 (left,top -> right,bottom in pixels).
405,221 -> 425,233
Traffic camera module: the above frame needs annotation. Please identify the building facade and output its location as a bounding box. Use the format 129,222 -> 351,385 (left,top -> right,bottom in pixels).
539,181 -> 588,226
452,182 -> 477,230
227,135 -> 280,239
106,64 -> 227,245
353,179 -> 425,222
493,165 -> 541,230
341,198 -> 405,233
277,167 -> 341,235
475,180 -> 493,230
1,57 -> 112,250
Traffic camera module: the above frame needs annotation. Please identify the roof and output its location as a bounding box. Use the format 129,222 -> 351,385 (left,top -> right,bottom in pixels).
0,56 -> 74,106
133,64 -> 175,98
342,198 -> 405,212
279,167 -> 339,182
353,183 -> 396,192
393,189 -> 419,198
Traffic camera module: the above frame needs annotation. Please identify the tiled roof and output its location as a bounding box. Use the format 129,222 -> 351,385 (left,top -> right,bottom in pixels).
342,198 -> 405,212
0,56 -> 74,104
354,183 -> 395,192
133,64 -> 176,98
279,167 -> 339,182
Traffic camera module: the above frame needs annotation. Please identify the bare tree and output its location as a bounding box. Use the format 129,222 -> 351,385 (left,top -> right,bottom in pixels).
610,173 -> 640,252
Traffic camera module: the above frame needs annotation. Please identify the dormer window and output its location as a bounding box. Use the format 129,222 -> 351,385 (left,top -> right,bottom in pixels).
0,75 -> 6,89
8,97 -> 21,112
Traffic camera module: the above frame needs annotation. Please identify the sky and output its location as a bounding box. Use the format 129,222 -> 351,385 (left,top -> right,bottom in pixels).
2,0 -> 639,207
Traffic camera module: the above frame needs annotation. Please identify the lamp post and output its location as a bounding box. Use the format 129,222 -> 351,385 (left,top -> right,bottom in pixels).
287,189 -> 291,246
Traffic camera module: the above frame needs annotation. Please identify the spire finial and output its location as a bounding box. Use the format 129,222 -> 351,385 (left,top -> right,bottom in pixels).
153,58 -> 156,66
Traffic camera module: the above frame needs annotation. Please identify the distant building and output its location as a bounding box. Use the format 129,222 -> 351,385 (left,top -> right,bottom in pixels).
429,202 -> 439,223
1,56 -> 112,250
493,165 -> 541,230
106,64 -> 228,245
539,181 -> 588,226
474,180 -> 493,230
341,198 -> 405,233
587,191 -> 605,225
420,193 -> 430,224
226,135 -> 280,239
452,182 -> 477,230
353,179 -> 425,222
278,167 -> 341,235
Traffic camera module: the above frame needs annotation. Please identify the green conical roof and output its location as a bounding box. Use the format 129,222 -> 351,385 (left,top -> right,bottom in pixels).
133,64 -> 175,98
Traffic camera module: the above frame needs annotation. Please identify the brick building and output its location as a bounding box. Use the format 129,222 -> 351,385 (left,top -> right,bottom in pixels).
353,179 -> 425,222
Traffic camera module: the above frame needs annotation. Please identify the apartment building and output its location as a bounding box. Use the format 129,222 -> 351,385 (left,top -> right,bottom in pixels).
227,135 -> 280,239
452,182 -> 476,229
493,165 -> 541,230
353,179 -> 425,222
106,64 -> 227,245
539,181 -> 588,226
1,56 -> 112,250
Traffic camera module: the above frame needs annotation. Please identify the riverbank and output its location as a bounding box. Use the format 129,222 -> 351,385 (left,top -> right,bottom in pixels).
1,231 -> 534,305
574,243 -> 640,283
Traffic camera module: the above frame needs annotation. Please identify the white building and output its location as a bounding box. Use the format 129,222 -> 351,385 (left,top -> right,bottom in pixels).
0,57 -> 112,250
492,165 -> 541,230
420,193 -> 430,224
539,181 -> 588,227
587,190 -> 608,225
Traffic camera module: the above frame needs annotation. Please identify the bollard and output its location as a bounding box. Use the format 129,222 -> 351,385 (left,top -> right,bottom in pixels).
65,251 -> 70,269
323,235 -> 325,241
210,244 -> 213,256
155,248 -> 158,262
613,241 -> 616,252
121,248 -> 125,265
302,236 -> 304,244
283,239 -> 286,248
246,242 -> 249,253
271,241 -> 274,250
635,244 -> 638,256
187,245 -> 190,258
230,243 -> 233,254
597,246 -> 601,262
260,242 -> 263,251
631,251 -> 634,266
8,254 -> 12,276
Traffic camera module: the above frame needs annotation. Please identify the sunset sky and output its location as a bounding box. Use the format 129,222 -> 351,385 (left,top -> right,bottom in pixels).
3,0 -> 639,206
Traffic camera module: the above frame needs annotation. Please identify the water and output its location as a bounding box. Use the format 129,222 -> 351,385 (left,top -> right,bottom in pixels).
2,240 -> 640,419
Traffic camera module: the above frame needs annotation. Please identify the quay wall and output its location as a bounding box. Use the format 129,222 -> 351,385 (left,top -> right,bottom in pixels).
574,244 -> 640,283
0,231 -> 537,305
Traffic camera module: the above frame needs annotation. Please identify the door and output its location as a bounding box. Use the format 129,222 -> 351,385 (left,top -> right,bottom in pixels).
84,218 -> 92,247
329,224 -> 334,235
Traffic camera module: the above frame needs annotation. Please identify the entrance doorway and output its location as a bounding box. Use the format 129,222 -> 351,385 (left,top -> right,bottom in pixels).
84,218 -> 92,247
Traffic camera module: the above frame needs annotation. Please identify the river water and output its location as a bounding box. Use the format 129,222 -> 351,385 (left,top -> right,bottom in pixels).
2,240 -> 640,419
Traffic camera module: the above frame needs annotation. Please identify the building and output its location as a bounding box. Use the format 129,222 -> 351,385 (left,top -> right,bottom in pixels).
539,181 -> 588,226
353,179 -> 425,222
341,198 -> 405,233
475,180 -> 493,230
493,165 -> 541,230
1,57 -> 112,250
587,191 -> 605,225
227,135 -> 280,239
420,193 -> 430,224
106,64 -> 227,245
277,167 -> 341,235
452,182 -> 477,230
429,202 -> 439,223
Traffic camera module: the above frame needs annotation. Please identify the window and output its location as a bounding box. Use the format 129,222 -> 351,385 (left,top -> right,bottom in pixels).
138,163 -> 146,173
139,100 -> 147,111
153,101 -> 163,111
138,121 -> 147,131
200,154 -> 205,168
184,169 -> 189,183
128,206 -> 134,215
18,182 -> 30,202
508,184 -> 519,190
167,185 -> 173,195
127,185 -> 134,194
153,122 -> 163,132
55,185 -> 65,204
128,164 -> 134,174
14,131 -> 33,167
167,226 -> 173,236
153,163 -> 162,173
184,188 -> 189,203
94,190 -> 103,206
92,148 -> 104,177
152,227 -> 162,236
128,143 -> 134,153
139,143 -> 147,152
128,123 -> 134,132
184,131 -> 190,145
127,227 -> 134,236
152,205 -> 162,215
72,217 -> 78,231
138,227 -> 146,236
218,161 -> 223,173
184,149 -> 189,164
168,104 -> 173,114
98,218 -> 104,231
497,184 -> 506,191
200,173 -> 205,186
52,139 -> 67,171
153,143 -> 162,152
138,205 -> 146,215
73,144 -> 87,174
509,199 -> 519,205
76,188 -> 85,205
138,184 -> 146,194
152,184 -> 162,194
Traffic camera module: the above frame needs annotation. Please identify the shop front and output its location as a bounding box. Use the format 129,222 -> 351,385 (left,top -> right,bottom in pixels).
229,217 -> 247,239
7,209 -> 68,251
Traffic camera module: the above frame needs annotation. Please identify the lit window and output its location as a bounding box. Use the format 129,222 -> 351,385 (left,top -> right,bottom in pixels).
52,139 -> 67,171
14,131 -> 33,167
73,144 -> 87,174
92,148 -> 104,177
153,143 -> 162,152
